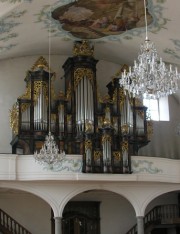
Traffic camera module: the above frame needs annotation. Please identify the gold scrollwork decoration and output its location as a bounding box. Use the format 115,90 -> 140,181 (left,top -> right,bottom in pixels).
18,82 -> 31,100
119,88 -> 126,110
10,103 -> 19,134
102,135 -> 112,144
94,151 -> 102,161
73,40 -> 94,57
137,109 -> 144,119
74,68 -> 94,88
85,140 -> 92,151
122,141 -> 128,152
31,56 -> 50,71
121,124 -> 129,134
33,81 -> 48,103
85,121 -> 93,133
66,82 -> 71,101
21,103 -> 31,113
113,151 -> 121,161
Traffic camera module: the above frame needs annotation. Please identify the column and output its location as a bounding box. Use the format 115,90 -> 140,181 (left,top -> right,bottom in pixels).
137,216 -> 144,234
54,217 -> 62,234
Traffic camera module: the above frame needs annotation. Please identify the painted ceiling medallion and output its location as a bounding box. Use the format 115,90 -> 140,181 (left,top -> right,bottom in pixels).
52,0 -> 153,39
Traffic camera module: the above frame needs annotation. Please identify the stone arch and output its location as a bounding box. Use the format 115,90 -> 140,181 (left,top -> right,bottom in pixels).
59,184 -> 140,217
140,185 -> 180,216
0,182 -> 59,217
59,186 -> 138,234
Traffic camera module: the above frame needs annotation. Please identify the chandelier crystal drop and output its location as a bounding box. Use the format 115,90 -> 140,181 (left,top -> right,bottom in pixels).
120,0 -> 180,99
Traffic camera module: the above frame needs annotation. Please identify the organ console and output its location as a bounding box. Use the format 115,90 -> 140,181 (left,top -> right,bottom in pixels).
10,40 -> 152,173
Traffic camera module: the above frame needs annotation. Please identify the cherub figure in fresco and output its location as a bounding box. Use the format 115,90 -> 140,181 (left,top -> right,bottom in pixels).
91,16 -> 111,28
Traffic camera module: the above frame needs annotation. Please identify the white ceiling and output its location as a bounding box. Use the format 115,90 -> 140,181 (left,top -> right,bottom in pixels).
0,0 -> 180,69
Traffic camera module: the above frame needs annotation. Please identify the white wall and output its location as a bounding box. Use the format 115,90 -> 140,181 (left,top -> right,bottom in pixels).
100,196 -> 136,234
139,95 -> 180,159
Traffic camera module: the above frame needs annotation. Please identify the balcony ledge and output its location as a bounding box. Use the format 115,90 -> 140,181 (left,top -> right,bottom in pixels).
0,154 -> 179,183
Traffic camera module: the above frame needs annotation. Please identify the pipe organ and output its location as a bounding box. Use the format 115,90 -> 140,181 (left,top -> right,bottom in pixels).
10,40 -> 151,173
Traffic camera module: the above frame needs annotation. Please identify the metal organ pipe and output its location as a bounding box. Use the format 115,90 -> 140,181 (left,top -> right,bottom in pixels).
21,106 -> 30,130
34,86 -> 47,131
76,75 -> 94,134
59,104 -> 64,135
86,148 -> 91,166
102,137 -> 111,167
84,76 -> 87,121
136,111 -> 144,136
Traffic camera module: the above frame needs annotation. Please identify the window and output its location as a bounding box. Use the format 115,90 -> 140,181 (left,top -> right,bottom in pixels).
143,97 -> 169,121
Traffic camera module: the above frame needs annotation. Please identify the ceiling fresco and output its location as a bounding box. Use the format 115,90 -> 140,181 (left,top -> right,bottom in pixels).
0,9 -> 26,52
51,0 -> 153,39
0,0 -> 179,66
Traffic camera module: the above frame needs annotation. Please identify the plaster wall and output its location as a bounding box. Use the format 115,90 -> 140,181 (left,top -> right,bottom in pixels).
0,193 -> 51,234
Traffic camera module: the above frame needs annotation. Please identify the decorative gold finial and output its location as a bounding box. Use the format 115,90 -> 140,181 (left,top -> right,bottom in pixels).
73,40 -> 94,57
31,56 -> 50,71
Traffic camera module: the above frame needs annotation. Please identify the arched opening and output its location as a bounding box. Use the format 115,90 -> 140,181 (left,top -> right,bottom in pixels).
0,187 -> 52,234
56,189 -> 136,234
144,191 -> 180,234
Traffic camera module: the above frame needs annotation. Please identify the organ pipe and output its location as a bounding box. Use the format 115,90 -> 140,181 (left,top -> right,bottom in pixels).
75,75 -> 94,134
10,44 -> 150,174
34,86 -> 47,131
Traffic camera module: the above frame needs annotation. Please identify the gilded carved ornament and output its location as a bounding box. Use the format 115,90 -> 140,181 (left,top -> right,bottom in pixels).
122,141 -> 128,152
102,135 -> 111,144
85,140 -> 92,151
94,151 -> 102,161
85,121 -> 93,133
66,82 -> 71,101
113,151 -> 121,161
74,68 -> 94,88
18,82 -> 31,100
10,56 -> 58,134
73,40 -> 94,57
121,124 -> 129,134
10,102 -> 19,135
31,56 -> 50,72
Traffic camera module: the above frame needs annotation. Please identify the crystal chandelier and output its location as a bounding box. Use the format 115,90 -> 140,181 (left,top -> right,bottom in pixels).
120,0 -> 180,99
34,9 -> 65,167
34,132 -> 65,166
